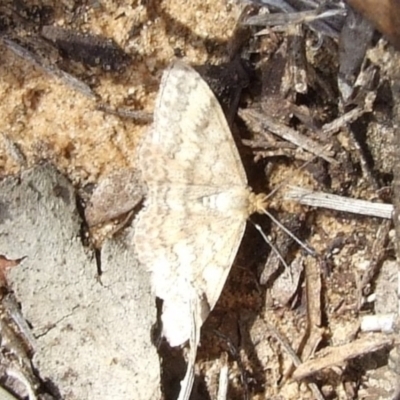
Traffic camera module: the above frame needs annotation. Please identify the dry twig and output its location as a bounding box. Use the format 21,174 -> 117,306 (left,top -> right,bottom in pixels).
293,335 -> 393,380
285,186 -> 393,219
239,108 -> 336,163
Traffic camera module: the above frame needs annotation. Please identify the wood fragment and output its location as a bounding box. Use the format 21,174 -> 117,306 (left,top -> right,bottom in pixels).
244,8 -> 345,28
321,102 -> 373,136
244,0 -> 346,38
302,257 -> 324,362
279,257 -> 324,390
282,24 -> 308,95
265,322 -> 325,400
285,186 -> 393,219
293,335 -> 393,380
338,7 -> 374,101
239,108 -> 336,163
259,40 -> 294,122
358,220 -> 391,307
343,123 -> 380,190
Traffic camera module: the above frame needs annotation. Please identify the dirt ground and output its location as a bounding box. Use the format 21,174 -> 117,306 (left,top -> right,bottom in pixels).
0,0 -> 240,183
0,1 -> 399,399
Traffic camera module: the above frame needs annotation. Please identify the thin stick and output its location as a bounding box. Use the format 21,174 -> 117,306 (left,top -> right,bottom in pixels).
265,322 -> 326,400
239,109 -> 336,163
285,186 -> 393,219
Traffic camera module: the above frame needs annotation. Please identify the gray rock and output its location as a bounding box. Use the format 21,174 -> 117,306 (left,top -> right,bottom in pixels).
0,164 -> 160,399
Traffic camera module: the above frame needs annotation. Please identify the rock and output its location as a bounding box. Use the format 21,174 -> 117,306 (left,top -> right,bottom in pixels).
0,164 -> 160,399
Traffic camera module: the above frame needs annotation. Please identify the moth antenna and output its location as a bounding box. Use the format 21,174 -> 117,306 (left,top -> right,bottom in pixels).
251,146 -> 333,258
263,207 -> 316,256
250,220 -> 290,270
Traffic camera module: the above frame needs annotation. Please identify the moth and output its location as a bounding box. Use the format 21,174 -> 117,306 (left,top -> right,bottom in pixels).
133,61 -> 267,399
